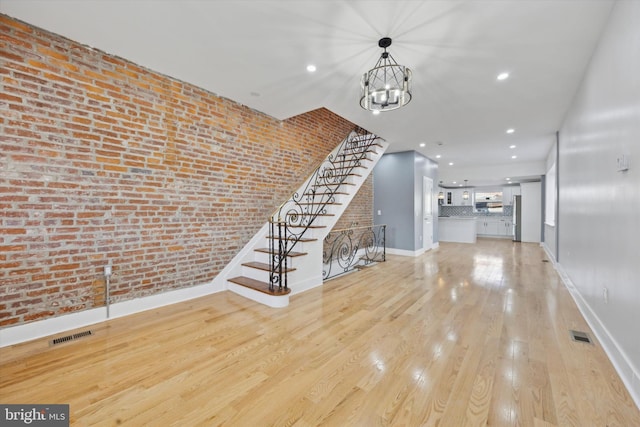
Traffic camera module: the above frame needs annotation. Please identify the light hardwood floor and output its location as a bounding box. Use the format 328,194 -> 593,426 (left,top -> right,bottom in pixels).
2,239 -> 639,426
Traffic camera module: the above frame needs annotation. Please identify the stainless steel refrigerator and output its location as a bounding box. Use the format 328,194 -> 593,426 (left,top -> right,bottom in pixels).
512,195 -> 521,242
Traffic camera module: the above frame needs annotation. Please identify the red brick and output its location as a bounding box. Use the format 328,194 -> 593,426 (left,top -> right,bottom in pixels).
0,15 -> 371,328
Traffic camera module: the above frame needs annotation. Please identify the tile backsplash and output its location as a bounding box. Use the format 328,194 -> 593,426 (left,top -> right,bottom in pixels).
439,205 -> 512,217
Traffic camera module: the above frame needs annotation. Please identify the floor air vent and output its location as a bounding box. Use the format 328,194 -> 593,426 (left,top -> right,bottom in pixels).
50,330 -> 93,346
569,330 -> 592,344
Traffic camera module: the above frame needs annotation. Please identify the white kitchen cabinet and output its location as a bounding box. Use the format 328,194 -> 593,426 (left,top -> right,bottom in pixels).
502,185 -> 520,205
440,188 -> 453,206
440,188 -> 471,206
477,217 -> 512,237
476,217 -> 500,235
452,189 -> 463,206
497,218 -> 513,236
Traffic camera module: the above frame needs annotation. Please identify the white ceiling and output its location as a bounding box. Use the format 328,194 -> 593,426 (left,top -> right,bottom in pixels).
1,0 -> 615,186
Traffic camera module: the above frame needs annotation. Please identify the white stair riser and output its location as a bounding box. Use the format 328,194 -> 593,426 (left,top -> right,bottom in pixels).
254,251 -> 302,267
240,267 -> 270,282
241,265 -> 301,283
222,132 -> 388,307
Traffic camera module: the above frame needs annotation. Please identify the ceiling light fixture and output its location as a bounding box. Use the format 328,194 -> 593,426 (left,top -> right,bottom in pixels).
509,144 -> 516,149
497,72 -> 510,81
436,155 -> 441,159
511,155 -> 517,159
419,143 -> 426,147
306,64 -> 317,72
449,162 -> 454,166
506,128 -> 515,134
360,37 -> 412,112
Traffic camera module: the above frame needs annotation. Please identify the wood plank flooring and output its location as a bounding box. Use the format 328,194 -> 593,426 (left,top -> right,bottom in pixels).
2,239 -> 639,426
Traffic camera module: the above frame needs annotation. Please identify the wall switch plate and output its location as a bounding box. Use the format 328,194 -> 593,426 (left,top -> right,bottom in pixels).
617,154 -> 630,172
377,210 -> 382,215
104,265 -> 112,276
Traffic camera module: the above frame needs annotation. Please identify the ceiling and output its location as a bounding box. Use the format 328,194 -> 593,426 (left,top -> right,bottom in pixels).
2,0 -> 615,187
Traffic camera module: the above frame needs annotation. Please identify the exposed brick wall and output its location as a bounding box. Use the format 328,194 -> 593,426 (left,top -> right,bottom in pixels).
0,15 -> 373,327
333,175 -> 374,231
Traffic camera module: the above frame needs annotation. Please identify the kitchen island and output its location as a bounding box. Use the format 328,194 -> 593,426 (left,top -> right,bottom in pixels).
438,216 -> 477,243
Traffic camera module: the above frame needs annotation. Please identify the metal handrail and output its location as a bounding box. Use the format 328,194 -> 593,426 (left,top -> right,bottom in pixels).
322,224 -> 386,280
267,127 -> 380,291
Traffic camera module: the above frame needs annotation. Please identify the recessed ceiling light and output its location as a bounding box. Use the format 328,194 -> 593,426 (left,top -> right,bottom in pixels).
459,184 -> 463,187
509,144 -> 516,149
419,143 -> 426,147
497,72 -> 509,81
372,110 -> 380,115
506,128 -> 515,134
306,64 -> 317,72
511,155 -> 517,159
452,181 -> 457,184
448,162 -> 454,166
436,154 -> 441,159
506,177 -> 511,181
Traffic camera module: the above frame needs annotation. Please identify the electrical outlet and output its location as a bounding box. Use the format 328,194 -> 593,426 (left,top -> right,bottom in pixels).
104,265 -> 112,277
603,287 -> 608,304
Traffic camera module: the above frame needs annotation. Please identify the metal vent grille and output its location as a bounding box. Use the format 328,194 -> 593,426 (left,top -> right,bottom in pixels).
569,330 -> 592,344
50,330 -> 93,346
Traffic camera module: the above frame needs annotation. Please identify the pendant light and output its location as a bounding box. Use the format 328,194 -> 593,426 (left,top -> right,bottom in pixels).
360,37 -> 412,112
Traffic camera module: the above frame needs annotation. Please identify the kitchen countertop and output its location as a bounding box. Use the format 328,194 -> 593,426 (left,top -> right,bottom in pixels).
438,216 -> 477,220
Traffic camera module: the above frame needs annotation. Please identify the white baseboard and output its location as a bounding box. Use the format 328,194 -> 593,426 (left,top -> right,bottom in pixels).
555,263 -> 640,410
290,275 -> 323,295
540,242 -> 557,266
386,247 -> 429,257
0,281 -> 224,348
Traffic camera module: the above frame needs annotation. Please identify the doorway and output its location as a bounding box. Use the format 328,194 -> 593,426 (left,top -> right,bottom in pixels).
423,176 -> 434,251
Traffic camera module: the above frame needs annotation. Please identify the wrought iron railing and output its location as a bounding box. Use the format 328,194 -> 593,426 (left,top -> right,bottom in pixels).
268,127 -> 380,291
322,224 -> 386,280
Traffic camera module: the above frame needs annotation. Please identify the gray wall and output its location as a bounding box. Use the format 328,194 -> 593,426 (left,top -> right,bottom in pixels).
374,151 -> 438,252
558,0 -> 640,401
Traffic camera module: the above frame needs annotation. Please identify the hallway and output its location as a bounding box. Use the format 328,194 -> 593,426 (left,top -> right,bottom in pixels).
1,239 -> 638,426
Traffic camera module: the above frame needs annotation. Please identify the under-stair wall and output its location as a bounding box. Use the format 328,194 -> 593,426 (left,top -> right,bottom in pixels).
215,132 -> 389,307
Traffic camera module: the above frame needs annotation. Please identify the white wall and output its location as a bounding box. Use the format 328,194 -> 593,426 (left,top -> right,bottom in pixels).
520,182 -> 541,243
543,141 -> 558,260
558,0 -> 640,406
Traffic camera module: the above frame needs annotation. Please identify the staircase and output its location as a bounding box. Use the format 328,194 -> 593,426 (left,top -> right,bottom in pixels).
224,128 -> 388,307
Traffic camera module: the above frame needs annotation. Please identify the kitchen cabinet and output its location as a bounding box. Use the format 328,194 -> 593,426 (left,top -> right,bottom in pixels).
497,217 -> 513,236
476,218 -> 499,235
477,217 -> 512,237
502,185 -> 521,206
452,189 -> 463,206
441,188 -> 471,206
439,188 -> 453,206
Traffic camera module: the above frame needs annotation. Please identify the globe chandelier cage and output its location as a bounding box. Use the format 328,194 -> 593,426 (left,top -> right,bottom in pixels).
360,37 -> 412,112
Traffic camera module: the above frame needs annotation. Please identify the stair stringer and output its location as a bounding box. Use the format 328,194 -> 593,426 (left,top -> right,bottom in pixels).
216,135 -> 389,307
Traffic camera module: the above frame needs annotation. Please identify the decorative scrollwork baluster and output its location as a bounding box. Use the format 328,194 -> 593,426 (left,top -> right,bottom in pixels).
322,224 -> 386,280
270,128 -> 381,289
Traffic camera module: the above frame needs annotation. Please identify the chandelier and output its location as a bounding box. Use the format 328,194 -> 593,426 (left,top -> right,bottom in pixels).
360,37 -> 412,112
